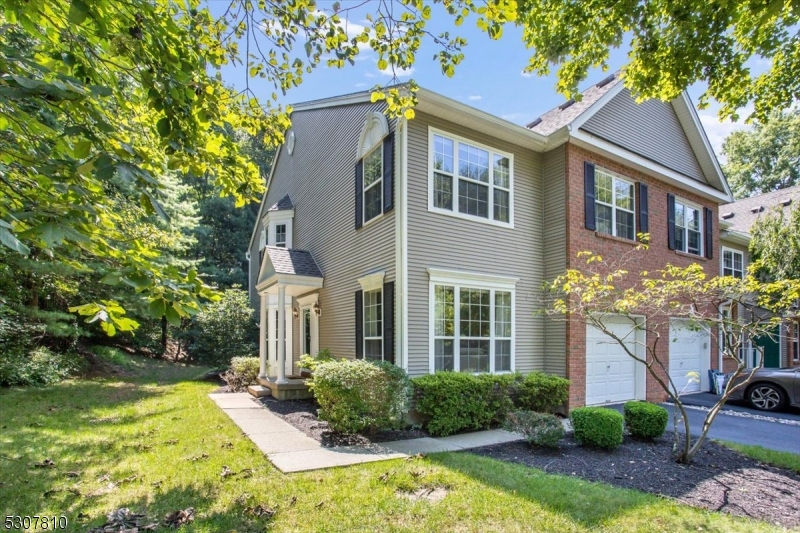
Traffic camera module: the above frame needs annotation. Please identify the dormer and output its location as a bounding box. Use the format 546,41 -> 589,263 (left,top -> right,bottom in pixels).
261,194 -> 294,251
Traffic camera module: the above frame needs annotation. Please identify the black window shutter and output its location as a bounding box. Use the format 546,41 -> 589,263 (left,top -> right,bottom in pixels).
355,290 -> 363,359
667,193 -> 676,250
383,281 -> 395,364
704,207 -> 714,259
355,160 -> 363,229
584,162 -> 596,231
383,133 -> 394,213
637,182 -> 649,238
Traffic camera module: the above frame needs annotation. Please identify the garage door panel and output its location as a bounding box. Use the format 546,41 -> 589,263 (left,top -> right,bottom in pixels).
586,318 -> 640,405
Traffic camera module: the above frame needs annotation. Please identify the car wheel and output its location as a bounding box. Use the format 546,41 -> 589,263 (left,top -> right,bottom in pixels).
747,383 -> 786,412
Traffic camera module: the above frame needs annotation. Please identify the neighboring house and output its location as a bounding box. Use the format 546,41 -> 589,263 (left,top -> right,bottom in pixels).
718,185 -> 800,370
247,73 -> 734,409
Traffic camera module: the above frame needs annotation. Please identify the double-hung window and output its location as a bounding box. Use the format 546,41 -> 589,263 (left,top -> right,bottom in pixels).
363,288 -> 383,361
722,249 -> 744,278
431,274 -> 514,373
362,146 -> 383,224
674,200 -> 702,255
430,130 -> 512,225
275,224 -> 287,248
595,169 -> 635,240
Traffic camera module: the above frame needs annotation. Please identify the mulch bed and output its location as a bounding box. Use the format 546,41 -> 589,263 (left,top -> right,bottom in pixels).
470,434 -> 800,528
256,397 -> 427,447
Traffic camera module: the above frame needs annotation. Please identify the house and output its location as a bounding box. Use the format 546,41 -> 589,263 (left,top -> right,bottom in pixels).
247,73 -> 734,409
718,185 -> 800,370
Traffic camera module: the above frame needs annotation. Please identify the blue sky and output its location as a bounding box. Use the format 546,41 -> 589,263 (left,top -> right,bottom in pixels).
211,1 -> 759,159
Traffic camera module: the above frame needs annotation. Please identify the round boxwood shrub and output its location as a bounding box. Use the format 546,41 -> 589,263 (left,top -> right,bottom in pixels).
309,359 -> 411,434
570,407 -> 624,449
518,372 -> 570,413
504,410 -> 564,448
623,401 -> 668,439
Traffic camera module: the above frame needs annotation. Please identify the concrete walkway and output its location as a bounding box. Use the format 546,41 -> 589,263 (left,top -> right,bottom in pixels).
209,393 -> 524,473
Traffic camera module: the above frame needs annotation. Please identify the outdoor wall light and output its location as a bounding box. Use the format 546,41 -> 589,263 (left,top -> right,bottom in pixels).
313,302 -> 321,316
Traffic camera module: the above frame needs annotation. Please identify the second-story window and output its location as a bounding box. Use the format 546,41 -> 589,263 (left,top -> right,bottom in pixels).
431,130 -> 512,225
595,169 -> 635,240
275,224 -> 287,248
675,200 -> 702,255
722,249 -> 744,278
363,146 -> 383,224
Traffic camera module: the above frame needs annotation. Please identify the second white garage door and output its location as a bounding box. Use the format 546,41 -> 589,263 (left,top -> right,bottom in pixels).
586,317 -> 642,405
669,319 -> 709,394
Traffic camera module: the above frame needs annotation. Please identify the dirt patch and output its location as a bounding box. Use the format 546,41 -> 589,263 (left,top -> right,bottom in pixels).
399,486 -> 449,503
469,434 -> 800,528
256,397 -> 427,447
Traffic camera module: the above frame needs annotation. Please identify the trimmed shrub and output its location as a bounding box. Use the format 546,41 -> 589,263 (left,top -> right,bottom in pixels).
412,372 -> 522,437
183,288 -> 257,368
518,372 -> 570,413
505,410 -> 564,448
570,407 -> 624,449
623,401 -> 668,439
310,359 -> 411,434
298,348 -> 335,373
222,357 -> 261,392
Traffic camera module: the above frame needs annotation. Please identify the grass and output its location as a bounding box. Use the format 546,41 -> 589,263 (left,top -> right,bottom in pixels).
0,353 -> 788,532
718,440 -> 800,474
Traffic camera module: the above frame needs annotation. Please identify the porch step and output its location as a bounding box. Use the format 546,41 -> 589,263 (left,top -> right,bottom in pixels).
247,385 -> 272,398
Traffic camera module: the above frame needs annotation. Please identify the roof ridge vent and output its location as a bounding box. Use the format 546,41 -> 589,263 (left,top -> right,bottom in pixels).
750,205 -> 764,213
721,212 -> 735,219
526,117 -> 542,129
558,99 -> 576,111
595,74 -> 616,88
781,199 -> 793,207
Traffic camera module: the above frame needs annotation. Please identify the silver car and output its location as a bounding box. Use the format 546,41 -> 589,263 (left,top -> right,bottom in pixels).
725,368 -> 800,411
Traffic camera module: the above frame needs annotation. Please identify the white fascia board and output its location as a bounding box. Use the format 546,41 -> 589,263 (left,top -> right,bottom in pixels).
720,230 -> 751,247
570,130 -> 732,203
256,274 -> 324,294
416,88 -> 548,151
264,209 -> 295,223
674,93 -> 734,201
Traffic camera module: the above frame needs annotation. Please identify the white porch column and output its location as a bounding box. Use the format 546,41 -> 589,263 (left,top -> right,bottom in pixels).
276,284 -> 288,384
258,293 -> 267,379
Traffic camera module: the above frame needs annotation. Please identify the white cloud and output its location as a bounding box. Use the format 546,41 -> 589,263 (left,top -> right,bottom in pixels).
698,111 -> 751,162
521,70 -> 532,78
378,65 -> 414,78
468,95 -> 482,101
354,82 -> 368,88
364,71 -> 377,78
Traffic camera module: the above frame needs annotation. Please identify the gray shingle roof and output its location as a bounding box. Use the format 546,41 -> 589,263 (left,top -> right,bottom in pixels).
267,194 -> 293,212
527,73 -> 622,136
264,247 -> 323,278
719,185 -> 800,233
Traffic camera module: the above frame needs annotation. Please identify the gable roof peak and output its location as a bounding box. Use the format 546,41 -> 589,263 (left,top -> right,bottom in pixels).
268,194 -> 293,212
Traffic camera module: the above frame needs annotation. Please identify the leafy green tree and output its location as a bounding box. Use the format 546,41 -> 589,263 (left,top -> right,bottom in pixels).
514,0 -> 800,121
723,109 -> 800,198
750,204 -> 800,282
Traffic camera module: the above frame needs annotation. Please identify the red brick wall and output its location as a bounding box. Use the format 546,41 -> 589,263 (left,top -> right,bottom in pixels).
564,143 -> 722,409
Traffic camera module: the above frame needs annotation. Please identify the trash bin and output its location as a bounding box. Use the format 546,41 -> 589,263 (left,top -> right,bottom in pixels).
708,370 -> 725,394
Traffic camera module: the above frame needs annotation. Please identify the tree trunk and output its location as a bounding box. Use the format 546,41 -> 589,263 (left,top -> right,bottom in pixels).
160,315 -> 168,355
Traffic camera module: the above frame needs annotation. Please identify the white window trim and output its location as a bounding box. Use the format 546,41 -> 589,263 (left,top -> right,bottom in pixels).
275,223 -> 287,248
363,287 -> 384,361
595,167 -> 635,240
427,126 -> 514,229
266,209 -> 294,248
298,293 -> 319,357
362,144 -> 384,227
427,268 -> 517,374
358,271 -> 385,292
721,247 -> 744,279
674,197 -> 703,256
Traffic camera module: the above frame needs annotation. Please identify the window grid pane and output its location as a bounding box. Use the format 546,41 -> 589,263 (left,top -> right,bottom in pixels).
493,189 -> 509,222
434,172 -> 453,210
434,135 -> 454,173
595,170 -> 634,239
275,224 -> 287,247
458,143 -> 489,183
364,289 -> 382,361
674,201 -> 702,255
363,147 -> 382,187
363,146 -> 383,224
493,155 -> 510,188
458,179 -> 489,218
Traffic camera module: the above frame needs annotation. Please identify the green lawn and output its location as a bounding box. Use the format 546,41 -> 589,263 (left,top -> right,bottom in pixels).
718,440 -> 800,474
0,354 -> 786,532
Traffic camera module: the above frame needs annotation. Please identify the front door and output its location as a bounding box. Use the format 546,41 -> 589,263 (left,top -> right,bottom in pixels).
755,326 -> 781,368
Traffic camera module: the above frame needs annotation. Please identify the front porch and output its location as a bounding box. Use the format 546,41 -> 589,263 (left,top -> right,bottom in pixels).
254,246 -> 324,399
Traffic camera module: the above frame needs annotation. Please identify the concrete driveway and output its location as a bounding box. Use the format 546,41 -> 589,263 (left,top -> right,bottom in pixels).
607,394 -> 800,454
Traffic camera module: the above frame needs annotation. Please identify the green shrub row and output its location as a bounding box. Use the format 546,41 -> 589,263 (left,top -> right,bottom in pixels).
504,410 -> 565,448
310,359 -> 411,434
411,371 -> 570,437
569,402 -> 668,450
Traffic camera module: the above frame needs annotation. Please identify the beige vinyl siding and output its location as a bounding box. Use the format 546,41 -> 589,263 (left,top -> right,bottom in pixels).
581,89 -> 708,184
258,101 -> 396,364
542,145 -> 567,376
405,111 -> 545,377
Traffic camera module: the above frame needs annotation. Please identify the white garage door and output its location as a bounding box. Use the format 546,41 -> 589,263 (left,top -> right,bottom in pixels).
586,318 -> 639,405
669,320 -> 709,395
